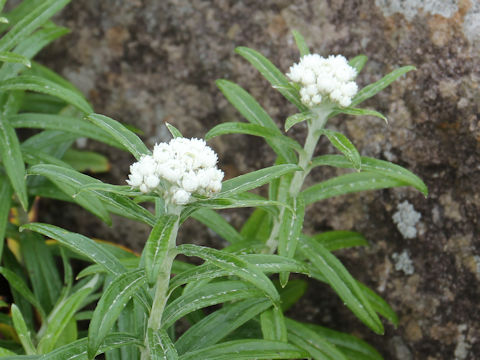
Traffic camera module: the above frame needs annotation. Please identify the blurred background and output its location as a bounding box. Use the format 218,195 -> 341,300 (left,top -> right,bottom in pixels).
38,1 -> 479,359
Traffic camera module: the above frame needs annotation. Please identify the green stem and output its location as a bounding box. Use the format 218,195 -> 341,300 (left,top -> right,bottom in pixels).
264,106 -> 331,254
141,213 -> 180,359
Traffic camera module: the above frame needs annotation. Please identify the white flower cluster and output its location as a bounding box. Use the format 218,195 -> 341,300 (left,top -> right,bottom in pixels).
286,54 -> 358,107
126,138 -> 223,205
392,201 -> 421,239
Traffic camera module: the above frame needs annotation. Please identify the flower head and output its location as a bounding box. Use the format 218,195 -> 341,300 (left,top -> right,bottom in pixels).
287,54 -> 358,107
127,137 -> 223,205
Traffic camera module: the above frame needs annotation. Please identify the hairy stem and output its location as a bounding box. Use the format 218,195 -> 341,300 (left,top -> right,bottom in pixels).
264,106 -> 331,254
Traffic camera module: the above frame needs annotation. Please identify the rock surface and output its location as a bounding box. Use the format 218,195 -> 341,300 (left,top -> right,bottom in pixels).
39,1 -> 479,359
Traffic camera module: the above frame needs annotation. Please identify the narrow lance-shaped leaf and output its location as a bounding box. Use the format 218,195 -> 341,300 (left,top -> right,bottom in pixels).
302,172 -> 409,205
349,55 -> 368,75
11,305 -> 36,355
87,270 -> 146,359
335,106 -> 388,123
0,0 -> 70,52
219,164 -> 301,198
205,122 -> 303,153
317,129 -> 361,170
88,113 -> 150,160
37,275 -> 100,354
311,231 -> 368,252
278,196 -> 305,287
286,318 -> 349,360
215,79 -> 297,163
162,281 -> 263,329
292,30 -> 310,57
166,122 -> 183,138
260,307 -> 287,342
0,176 -> 12,259
20,223 -> 126,275
179,339 -> 309,360
175,298 -> 271,354
177,244 -> 280,305
0,51 -> 31,67
308,154 -> 428,197
0,266 -> 46,321
285,111 -> 312,132
0,76 -> 92,114
147,328 -> 179,360
0,111 -> 27,209
144,215 -> 179,286
301,321 -> 383,360
351,66 -> 416,107
27,164 -> 111,224
235,46 -> 308,112
299,237 -> 384,334
9,113 -> 124,149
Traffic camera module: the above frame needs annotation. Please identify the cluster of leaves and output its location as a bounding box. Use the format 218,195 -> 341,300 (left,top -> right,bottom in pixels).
0,2 -> 428,360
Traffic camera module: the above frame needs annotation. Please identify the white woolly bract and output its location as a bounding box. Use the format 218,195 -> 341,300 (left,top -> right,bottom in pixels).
286,54 -> 358,107
126,137 -> 223,205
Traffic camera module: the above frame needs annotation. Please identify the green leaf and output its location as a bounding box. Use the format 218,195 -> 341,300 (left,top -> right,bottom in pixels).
357,282 -> 398,327
285,111 -> 312,131
306,324 -> 383,360
299,237 -> 383,334
286,318 -> 349,360
318,129 -> 361,170
0,25 -> 69,81
205,122 -> 303,153
27,164 -> 111,224
0,109 -> 27,209
311,231 -> 368,252
0,75 -> 92,114
335,107 -> 387,123
20,223 -> 126,276
240,208 -> 272,243
191,208 -> 243,244
11,304 -> 36,355
278,196 -> 305,287
37,275 -> 99,354
194,197 -> 284,214
302,172 -> 409,205
163,281 -> 263,329
144,215 -> 179,286
177,244 -> 280,304
87,270 -> 146,359
348,55 -> 368,75
20,232 -> 62,313
0,347 -> 17,356
219,164 -> 300,198
292,30 -> 310,57
27,62 -> 83,96
179,339 -> 308,360
87,113 -> 150,160
147,328 -> 179,360
215,80 -> 296,163
260,308 -> 287,342
0,0 -> 70,53
176,298 -> 271,354
62,149 -> 110,173
9,113 -> 123,149
0,175 -> 12,259
308,155 -> 427,196
235,47 -> 307,112
166,123 -> 183,138
0,266 -> 46,321
351,66 -> 416,107
0,51 -> 30,67
37,333 -> 142,360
